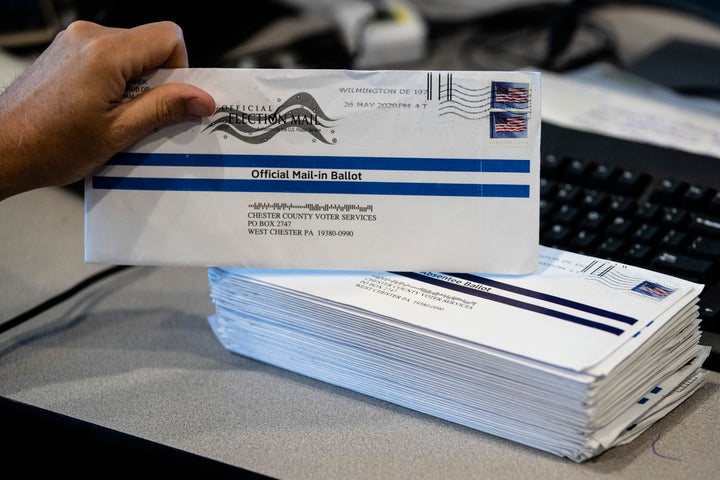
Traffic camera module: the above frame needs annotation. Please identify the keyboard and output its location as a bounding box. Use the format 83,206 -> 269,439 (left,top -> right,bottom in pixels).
540,123 -> 719,371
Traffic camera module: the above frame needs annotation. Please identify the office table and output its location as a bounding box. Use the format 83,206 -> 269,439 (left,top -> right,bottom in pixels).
1,185 -> 719,478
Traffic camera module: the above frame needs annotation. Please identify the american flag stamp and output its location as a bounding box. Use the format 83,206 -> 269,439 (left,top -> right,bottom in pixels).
491,81 -> 529,109
489,81 -> 530,138
632,280 -> 677,300
491,111 -> 528,138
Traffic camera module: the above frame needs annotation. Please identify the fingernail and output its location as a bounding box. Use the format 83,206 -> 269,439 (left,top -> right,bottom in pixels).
185,97 -> 211,117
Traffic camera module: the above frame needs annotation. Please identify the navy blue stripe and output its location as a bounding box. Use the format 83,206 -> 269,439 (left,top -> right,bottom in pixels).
108,152 -> 530,173
448,273 -> 638,326
391,272 -> 624,335
91,177 -> 530,197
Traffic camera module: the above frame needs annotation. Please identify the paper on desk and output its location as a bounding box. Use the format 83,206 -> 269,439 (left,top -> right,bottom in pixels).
212,246 -> 703,374
541,63 -> 720,159
85,68 -> 541,272
207,245 -> 708,461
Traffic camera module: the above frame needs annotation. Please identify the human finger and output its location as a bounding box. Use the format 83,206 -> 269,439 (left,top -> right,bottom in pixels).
111,82 -> 215,146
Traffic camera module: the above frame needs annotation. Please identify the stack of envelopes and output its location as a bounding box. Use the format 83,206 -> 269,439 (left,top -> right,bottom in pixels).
207,246 -> 710,462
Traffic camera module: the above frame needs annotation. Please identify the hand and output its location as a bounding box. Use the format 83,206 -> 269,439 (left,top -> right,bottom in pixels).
0,20 -> 216,201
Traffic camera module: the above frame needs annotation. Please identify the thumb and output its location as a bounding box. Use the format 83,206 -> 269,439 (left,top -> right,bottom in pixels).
118,82 -> 215,138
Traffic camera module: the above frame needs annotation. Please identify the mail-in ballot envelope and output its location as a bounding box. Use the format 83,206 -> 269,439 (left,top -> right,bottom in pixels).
85,69 -> 541,272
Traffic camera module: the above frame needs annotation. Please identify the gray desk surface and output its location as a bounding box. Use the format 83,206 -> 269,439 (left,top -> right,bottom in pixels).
2,186 -> 720,479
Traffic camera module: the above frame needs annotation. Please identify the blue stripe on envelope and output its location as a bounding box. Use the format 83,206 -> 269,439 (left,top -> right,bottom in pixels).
448,273 -> 638,326
391,272 -> 625,335
91,177 -> 530,198
107,153 -> 531,173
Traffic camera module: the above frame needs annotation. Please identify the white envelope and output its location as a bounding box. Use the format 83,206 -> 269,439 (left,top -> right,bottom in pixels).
85,68 -> 541,271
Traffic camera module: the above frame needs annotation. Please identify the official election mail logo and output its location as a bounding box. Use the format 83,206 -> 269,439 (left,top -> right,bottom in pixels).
204,92 -> 338,144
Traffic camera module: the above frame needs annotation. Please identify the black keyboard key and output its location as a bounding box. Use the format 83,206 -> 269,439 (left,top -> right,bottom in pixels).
659,229 -> 687,251
579,210 -> 607,231
606,216 -> 634,238
608,196 -> 637,216
542,224 -> 572,248
570,230 -> 600,254
687,236 -> 720,259
615,170 -> 651,196
635,202 -> 663,223
683,185 -> 715,212
539,198 -> 556,220
540,178 -> 557,199
708,192 -> 720,217
632,223 -> 662,244
689,215 -> 720,238
588,163 -> 619,191
553,204 -> 581,225
660,207 -> 690,229
556,184 -> 583,204
579,190 -> 610,211
650,251 -> 715,283
564,157 -> 595,184
541,153 -> 568,180
596,237 -> 626,260
624,243 -> 654,267
650,178 -> 689,206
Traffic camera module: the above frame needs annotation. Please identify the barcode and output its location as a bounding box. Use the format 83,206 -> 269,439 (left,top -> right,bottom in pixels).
248,202 -> 374,212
